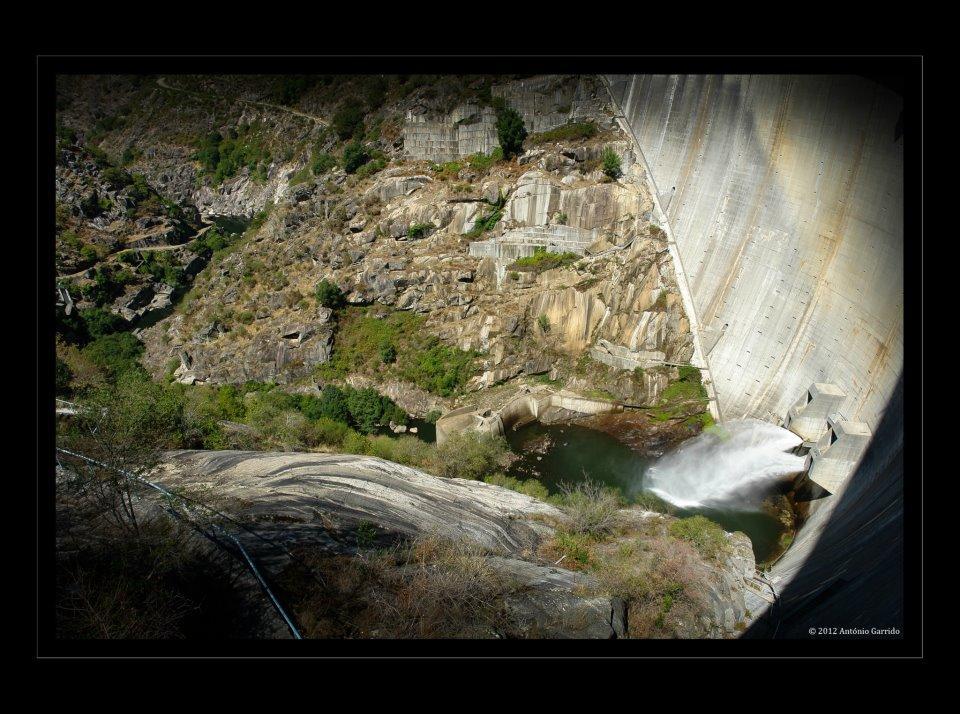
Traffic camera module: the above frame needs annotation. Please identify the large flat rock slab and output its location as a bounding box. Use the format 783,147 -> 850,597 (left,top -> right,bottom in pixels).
155,450 -> 563,557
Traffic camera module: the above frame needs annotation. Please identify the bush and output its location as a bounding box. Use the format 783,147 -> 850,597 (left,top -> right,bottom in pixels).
555,480 -> 621,537
332,102 -> 365,140
466,147 -> 503,171
342,141 -> 369,174
346,387 -> 388,434
311,151 -> 336,175
56,357 -> 73,395
430,431 -> 512,480
668,515 -> 729,560
601,146 -> 622,179
510,247 -> 579,273
319,307 -> 480,398
82,332 -> 144,381
101,166 -> 132,190
483,473 -> 549,500
379,341 -> 397,364
495,107 -> 527,159
79,308 -> 129,340
400,338 -> 479,397
314,385 -> 352,423
304,417 -> 353,448
537,314 -> 550,333
362,76 -> 388,111
529,122 -> 598,145
406,222 -> 433,240
315,279 -> 345,309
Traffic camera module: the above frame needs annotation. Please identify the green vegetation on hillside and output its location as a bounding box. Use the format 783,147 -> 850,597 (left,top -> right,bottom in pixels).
495,106 -> 527,159
601,146 -> 622,180
510,247 -> 580,273
668,515 -> 730,560
316,307 -> 481,397
529,121 -> 598,145
195,124 -> 272,185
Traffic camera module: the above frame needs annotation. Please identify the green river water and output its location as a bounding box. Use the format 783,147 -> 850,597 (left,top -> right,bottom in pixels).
503,421 -> 789,564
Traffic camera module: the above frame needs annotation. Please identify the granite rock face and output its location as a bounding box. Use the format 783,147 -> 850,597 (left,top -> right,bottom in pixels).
154,449 -> 626,638
152,450 -> 756,639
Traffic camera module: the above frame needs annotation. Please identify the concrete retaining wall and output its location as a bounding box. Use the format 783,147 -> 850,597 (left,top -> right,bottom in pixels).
435,387 -> 621,445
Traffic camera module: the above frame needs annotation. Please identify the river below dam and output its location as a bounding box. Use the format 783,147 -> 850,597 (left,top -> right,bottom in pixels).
504,419 -> 799,565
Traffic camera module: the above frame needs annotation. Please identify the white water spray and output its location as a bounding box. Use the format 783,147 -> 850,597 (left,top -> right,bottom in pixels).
642,419 -> 806,509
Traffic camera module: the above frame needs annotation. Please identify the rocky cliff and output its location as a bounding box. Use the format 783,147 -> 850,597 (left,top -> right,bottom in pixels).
57,74 -> 700,411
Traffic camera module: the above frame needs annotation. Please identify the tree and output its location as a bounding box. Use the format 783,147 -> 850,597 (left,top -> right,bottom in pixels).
347,387 -> 385,434
82,332 -> 144,382
302,386 -> 351,424
342,141 -> 369,174
601,146 -> 622,179
80,308 -> 128,340
379,341 -> 397,364
495,107 -> 527,159
61,370 -> 186,533
332,102 -> 365,140
315,279 -> 345,309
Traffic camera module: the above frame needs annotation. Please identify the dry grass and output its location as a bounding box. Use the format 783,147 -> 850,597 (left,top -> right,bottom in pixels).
282,535 -> 520,639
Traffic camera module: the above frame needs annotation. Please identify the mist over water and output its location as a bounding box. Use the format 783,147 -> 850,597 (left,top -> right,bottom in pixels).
642,419 -> 806,509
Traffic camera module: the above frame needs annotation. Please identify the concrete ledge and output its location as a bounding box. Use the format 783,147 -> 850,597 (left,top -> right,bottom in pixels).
435,386 -> 622,444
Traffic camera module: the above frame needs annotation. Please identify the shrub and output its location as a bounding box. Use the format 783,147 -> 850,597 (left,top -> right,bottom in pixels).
430,431 -> 511,480
466,147 -> 503,171
346,387 -> 387,434
483,473 -> 549,500
354,156 -> 387,179
81,332 -> 144,381
406,222 -> 433,240
552,531 -> 594,566
101,166 -> 132,190
400,338 -> 479,397
319,307 -> 480,397
362,76 -> 388,111
342,141 -> 369,174
555,480 -> 621,537
379,341 -> 397,364
315,279 -> 345,309
529,122 -> 598,145
423,409 -> 442,424
311,151 -> 336,175
537,314 -> 550,333
56,357 -> 73,395
495,107 -> 527,159
510,246 -> 579,273
668,515 -> 729,560
304,417 -> 353,448
332,101 -> 365,140
79,308 -> 128,340
601,146 -> 622,179
314,385 -> 351,423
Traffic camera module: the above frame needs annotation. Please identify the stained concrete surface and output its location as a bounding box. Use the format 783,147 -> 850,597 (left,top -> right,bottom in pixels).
605,74 -> 905,637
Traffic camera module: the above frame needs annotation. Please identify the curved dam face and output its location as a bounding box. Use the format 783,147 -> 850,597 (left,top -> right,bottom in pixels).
605,74 -> 904,634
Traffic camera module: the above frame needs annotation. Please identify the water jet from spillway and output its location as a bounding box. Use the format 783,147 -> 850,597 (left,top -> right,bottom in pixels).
642,419 -> 806,510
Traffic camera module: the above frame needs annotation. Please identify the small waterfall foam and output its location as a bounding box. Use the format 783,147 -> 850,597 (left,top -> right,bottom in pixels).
642,419 -> 806,509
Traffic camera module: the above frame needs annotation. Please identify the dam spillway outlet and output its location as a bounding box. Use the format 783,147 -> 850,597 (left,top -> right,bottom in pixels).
642,420 -> 807,510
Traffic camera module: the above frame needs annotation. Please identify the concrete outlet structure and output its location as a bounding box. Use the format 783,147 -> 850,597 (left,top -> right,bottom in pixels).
807,416 -> 873,494
784,383 -> 848,442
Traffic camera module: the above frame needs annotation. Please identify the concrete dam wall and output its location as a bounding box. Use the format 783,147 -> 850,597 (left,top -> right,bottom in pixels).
605,74 -> 903,430
604,74 -> 904,633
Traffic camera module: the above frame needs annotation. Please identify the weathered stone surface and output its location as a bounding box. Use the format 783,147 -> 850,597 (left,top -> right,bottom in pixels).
154,450 -> 562,555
